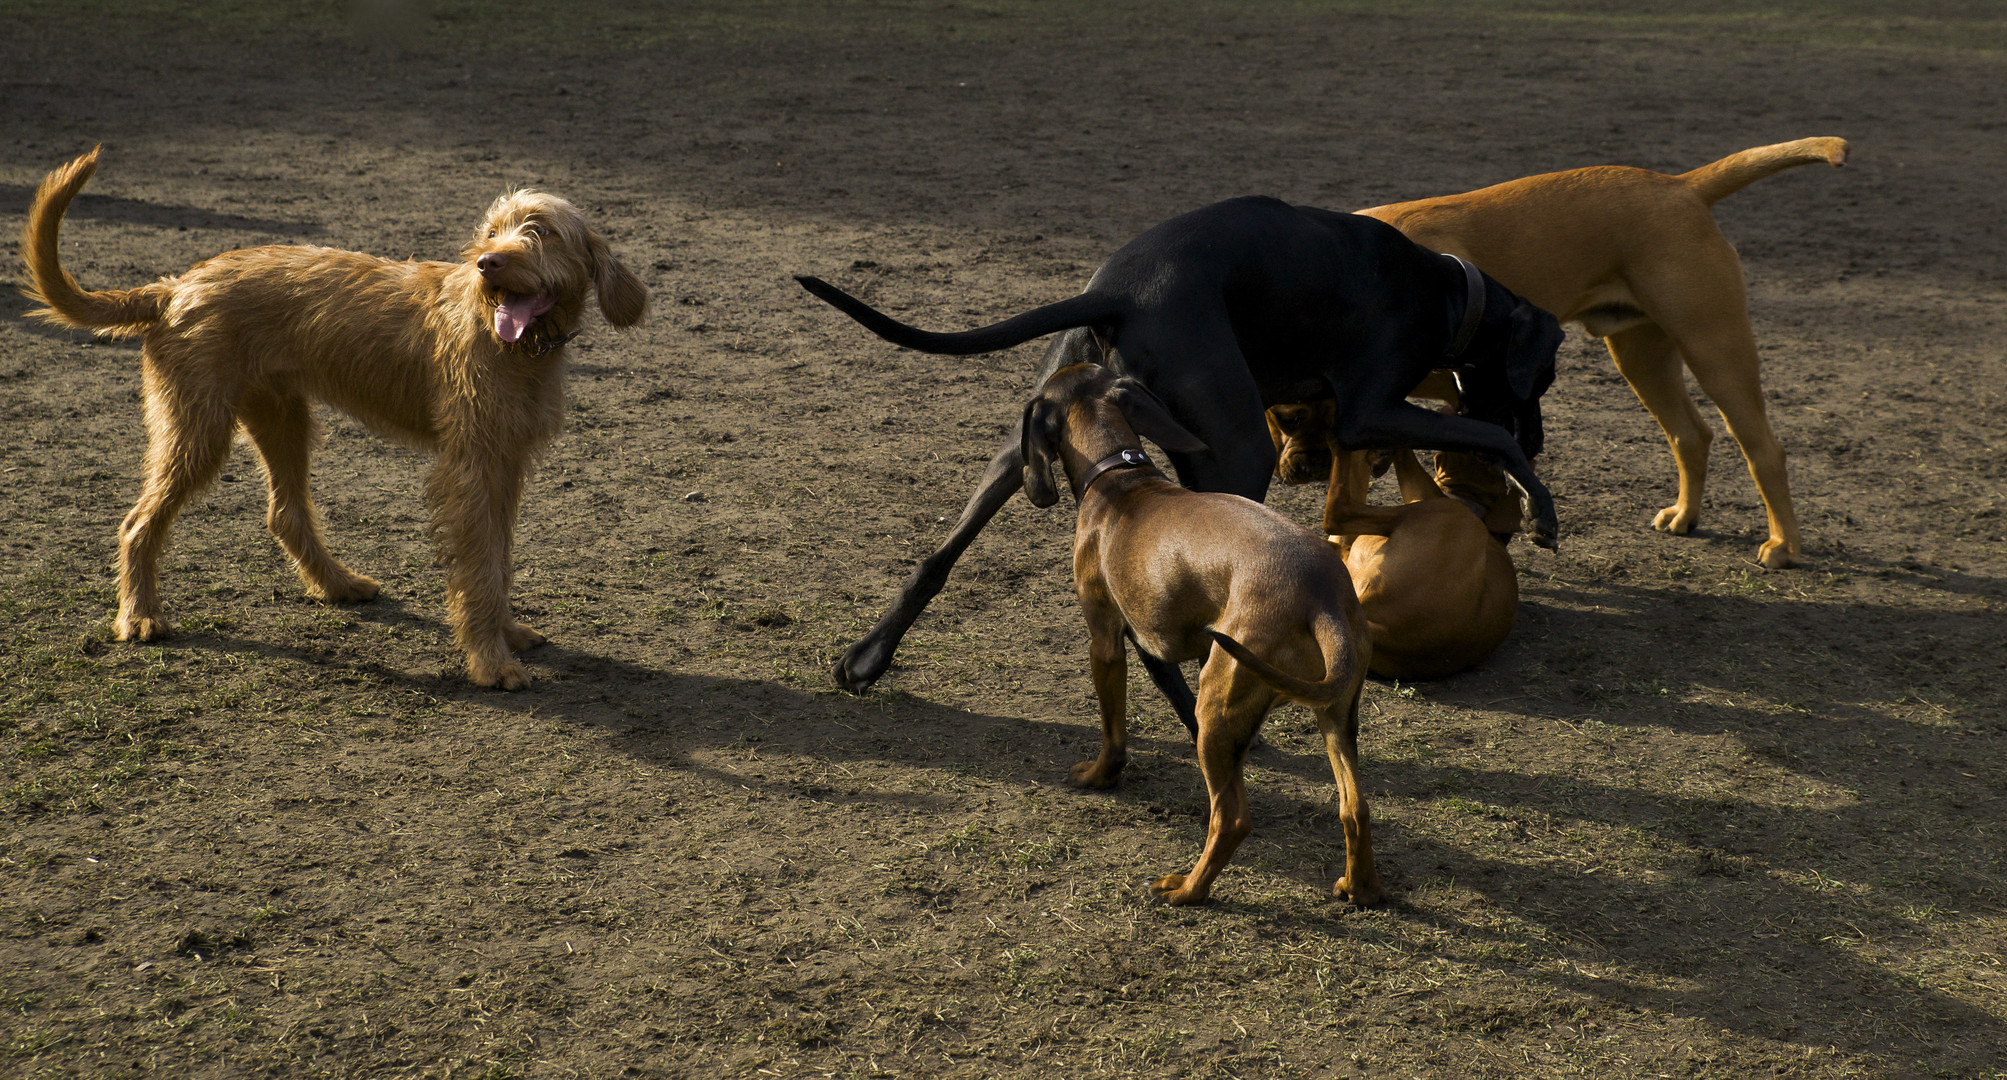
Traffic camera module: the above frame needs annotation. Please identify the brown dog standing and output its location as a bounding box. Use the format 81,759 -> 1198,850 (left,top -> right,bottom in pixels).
1024,365 -> 1380,908
1270,403 -> 1519,679
20,148 -> 649,689
1359,137 -> 1850,569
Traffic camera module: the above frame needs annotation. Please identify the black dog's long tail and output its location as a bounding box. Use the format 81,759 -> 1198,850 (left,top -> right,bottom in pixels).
795,274 -> 1128,356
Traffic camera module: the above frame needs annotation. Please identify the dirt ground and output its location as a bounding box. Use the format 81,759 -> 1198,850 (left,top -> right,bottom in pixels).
3,2 -> 2004,1077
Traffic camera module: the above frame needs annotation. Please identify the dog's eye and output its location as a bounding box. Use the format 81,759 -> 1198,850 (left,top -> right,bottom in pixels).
527,224 -> 547,238
487,228 -> 497,239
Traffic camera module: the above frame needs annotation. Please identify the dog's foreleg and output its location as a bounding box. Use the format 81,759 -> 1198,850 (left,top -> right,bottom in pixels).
1605,324 -> 1712,538
1336,401 -> 1558,549
1071,603 -> 1131,789
428,452 -> 532,690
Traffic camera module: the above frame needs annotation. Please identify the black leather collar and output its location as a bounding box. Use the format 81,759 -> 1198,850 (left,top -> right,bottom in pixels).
1076,447 -> 1153,499
1443,253 -> 1485,358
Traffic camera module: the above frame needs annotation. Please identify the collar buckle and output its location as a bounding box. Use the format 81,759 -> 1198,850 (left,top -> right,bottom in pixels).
1076,447 -> 1155,499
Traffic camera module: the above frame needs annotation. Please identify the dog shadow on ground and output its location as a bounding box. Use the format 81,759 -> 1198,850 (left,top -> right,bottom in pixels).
1224,576 -> 2002,1067
158,568 -> 2001,1069
0,182 -> 311,236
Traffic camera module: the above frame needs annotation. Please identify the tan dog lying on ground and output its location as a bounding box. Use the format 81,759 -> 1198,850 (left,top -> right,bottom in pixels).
1359,137 -> 1850,569
21,148 -> 649,689
1270,402 -> 1520,679
1022,364 -> 1381,908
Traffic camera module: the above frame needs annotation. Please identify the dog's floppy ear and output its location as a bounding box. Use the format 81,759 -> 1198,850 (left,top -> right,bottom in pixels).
1109,377 -> 1208,453
1505,300 -> 1562,402
1019,398 -> 1061,508
587,229 -> 650,328
1505,300 -> 1559,459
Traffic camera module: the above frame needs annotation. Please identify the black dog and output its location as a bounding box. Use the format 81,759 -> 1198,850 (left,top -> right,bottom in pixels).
800,196 -> 1564,709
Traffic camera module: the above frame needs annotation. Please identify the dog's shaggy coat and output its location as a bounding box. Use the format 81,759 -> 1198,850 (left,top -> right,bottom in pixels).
20,148 -> 649,689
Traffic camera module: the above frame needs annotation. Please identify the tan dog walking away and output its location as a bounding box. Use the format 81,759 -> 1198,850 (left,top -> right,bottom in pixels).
1269,402 -> 1521,679
1359,137 -> 1850,569
1023,364 -> 1380,908
20,148 -> 649,689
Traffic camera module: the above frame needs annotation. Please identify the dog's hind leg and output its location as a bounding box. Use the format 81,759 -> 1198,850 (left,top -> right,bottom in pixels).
1113,323 -> 1276,502
834,431 -> 1024,693
1316,686 -> 1383,906
238,390 -> 380,604
1674,323 -> 1801,569
116,357 -> 235,641
834,329 -> 1107,694
1604,323 -> 1713,539
1630,242 -> 1801,568
1129,631 -> 1199,740
1149,659 -> 1268,906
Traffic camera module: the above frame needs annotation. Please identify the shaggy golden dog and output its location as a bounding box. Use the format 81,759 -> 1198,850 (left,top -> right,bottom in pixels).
20,147 -> 649,689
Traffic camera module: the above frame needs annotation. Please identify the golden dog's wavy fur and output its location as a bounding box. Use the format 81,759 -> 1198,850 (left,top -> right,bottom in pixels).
21,147 -> 649,689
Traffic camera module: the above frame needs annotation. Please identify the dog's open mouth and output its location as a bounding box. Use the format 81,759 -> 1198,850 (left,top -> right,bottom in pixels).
492,292 -> 556,343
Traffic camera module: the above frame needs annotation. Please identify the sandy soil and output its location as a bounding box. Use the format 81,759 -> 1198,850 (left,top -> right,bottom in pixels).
2,3 -> 2003,1077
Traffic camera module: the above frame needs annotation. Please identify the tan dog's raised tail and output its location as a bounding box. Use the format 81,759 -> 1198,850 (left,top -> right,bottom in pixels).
20,148 -> 649,688
1359,137 -> 1849,569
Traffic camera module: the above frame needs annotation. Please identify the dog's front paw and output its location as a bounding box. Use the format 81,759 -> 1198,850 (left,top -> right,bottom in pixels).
115,613 -> 173,642
1149,873 -> 1208,906
1069,757 -> 1123,789
504,622 -> 547,653
1756,538 -> 1801,570
469,657 -> 531,691
1333,875 -> 1385,908
314,573 -> 381,604
1652,503 -> 1699,536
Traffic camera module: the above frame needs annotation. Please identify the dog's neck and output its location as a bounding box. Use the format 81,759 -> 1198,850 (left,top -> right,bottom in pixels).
517,319 -> 579,357
1071,447 -> 1154,500
1441,254 -> 1485,358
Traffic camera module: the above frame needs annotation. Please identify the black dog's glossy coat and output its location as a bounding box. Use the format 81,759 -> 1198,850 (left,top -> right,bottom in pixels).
800,196 -> 1564,707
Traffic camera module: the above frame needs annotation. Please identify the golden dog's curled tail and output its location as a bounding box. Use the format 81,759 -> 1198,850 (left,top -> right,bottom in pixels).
21,147 -> 170,337
1678,137 -> 1850,206
1207,618 -> 1361,711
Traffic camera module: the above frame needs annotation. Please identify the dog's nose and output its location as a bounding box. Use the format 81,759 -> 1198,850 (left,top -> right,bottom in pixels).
477,253 -> 507,276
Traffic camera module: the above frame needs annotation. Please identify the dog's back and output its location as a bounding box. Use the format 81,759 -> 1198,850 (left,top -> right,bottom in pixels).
159,248 -> 473,445
1324,449 -> 1519,679
1087,480 -> 1359,678
1339,498 -> 1516,679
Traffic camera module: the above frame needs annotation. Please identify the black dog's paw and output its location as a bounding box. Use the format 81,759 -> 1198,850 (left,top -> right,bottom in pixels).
834,635 -> 893,694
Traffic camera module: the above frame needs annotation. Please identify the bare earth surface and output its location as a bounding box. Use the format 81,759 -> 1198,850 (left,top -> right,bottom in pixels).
3,3 -> 2004,1077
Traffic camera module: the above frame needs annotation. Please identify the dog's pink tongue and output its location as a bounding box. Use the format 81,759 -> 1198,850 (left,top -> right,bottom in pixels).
494,294 -> 555,342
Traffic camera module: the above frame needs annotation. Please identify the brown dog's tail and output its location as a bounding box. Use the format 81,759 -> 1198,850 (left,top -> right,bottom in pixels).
1677,137 -> 1850,206
20,148 -> 170,338
1207,618 -> 1361,711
